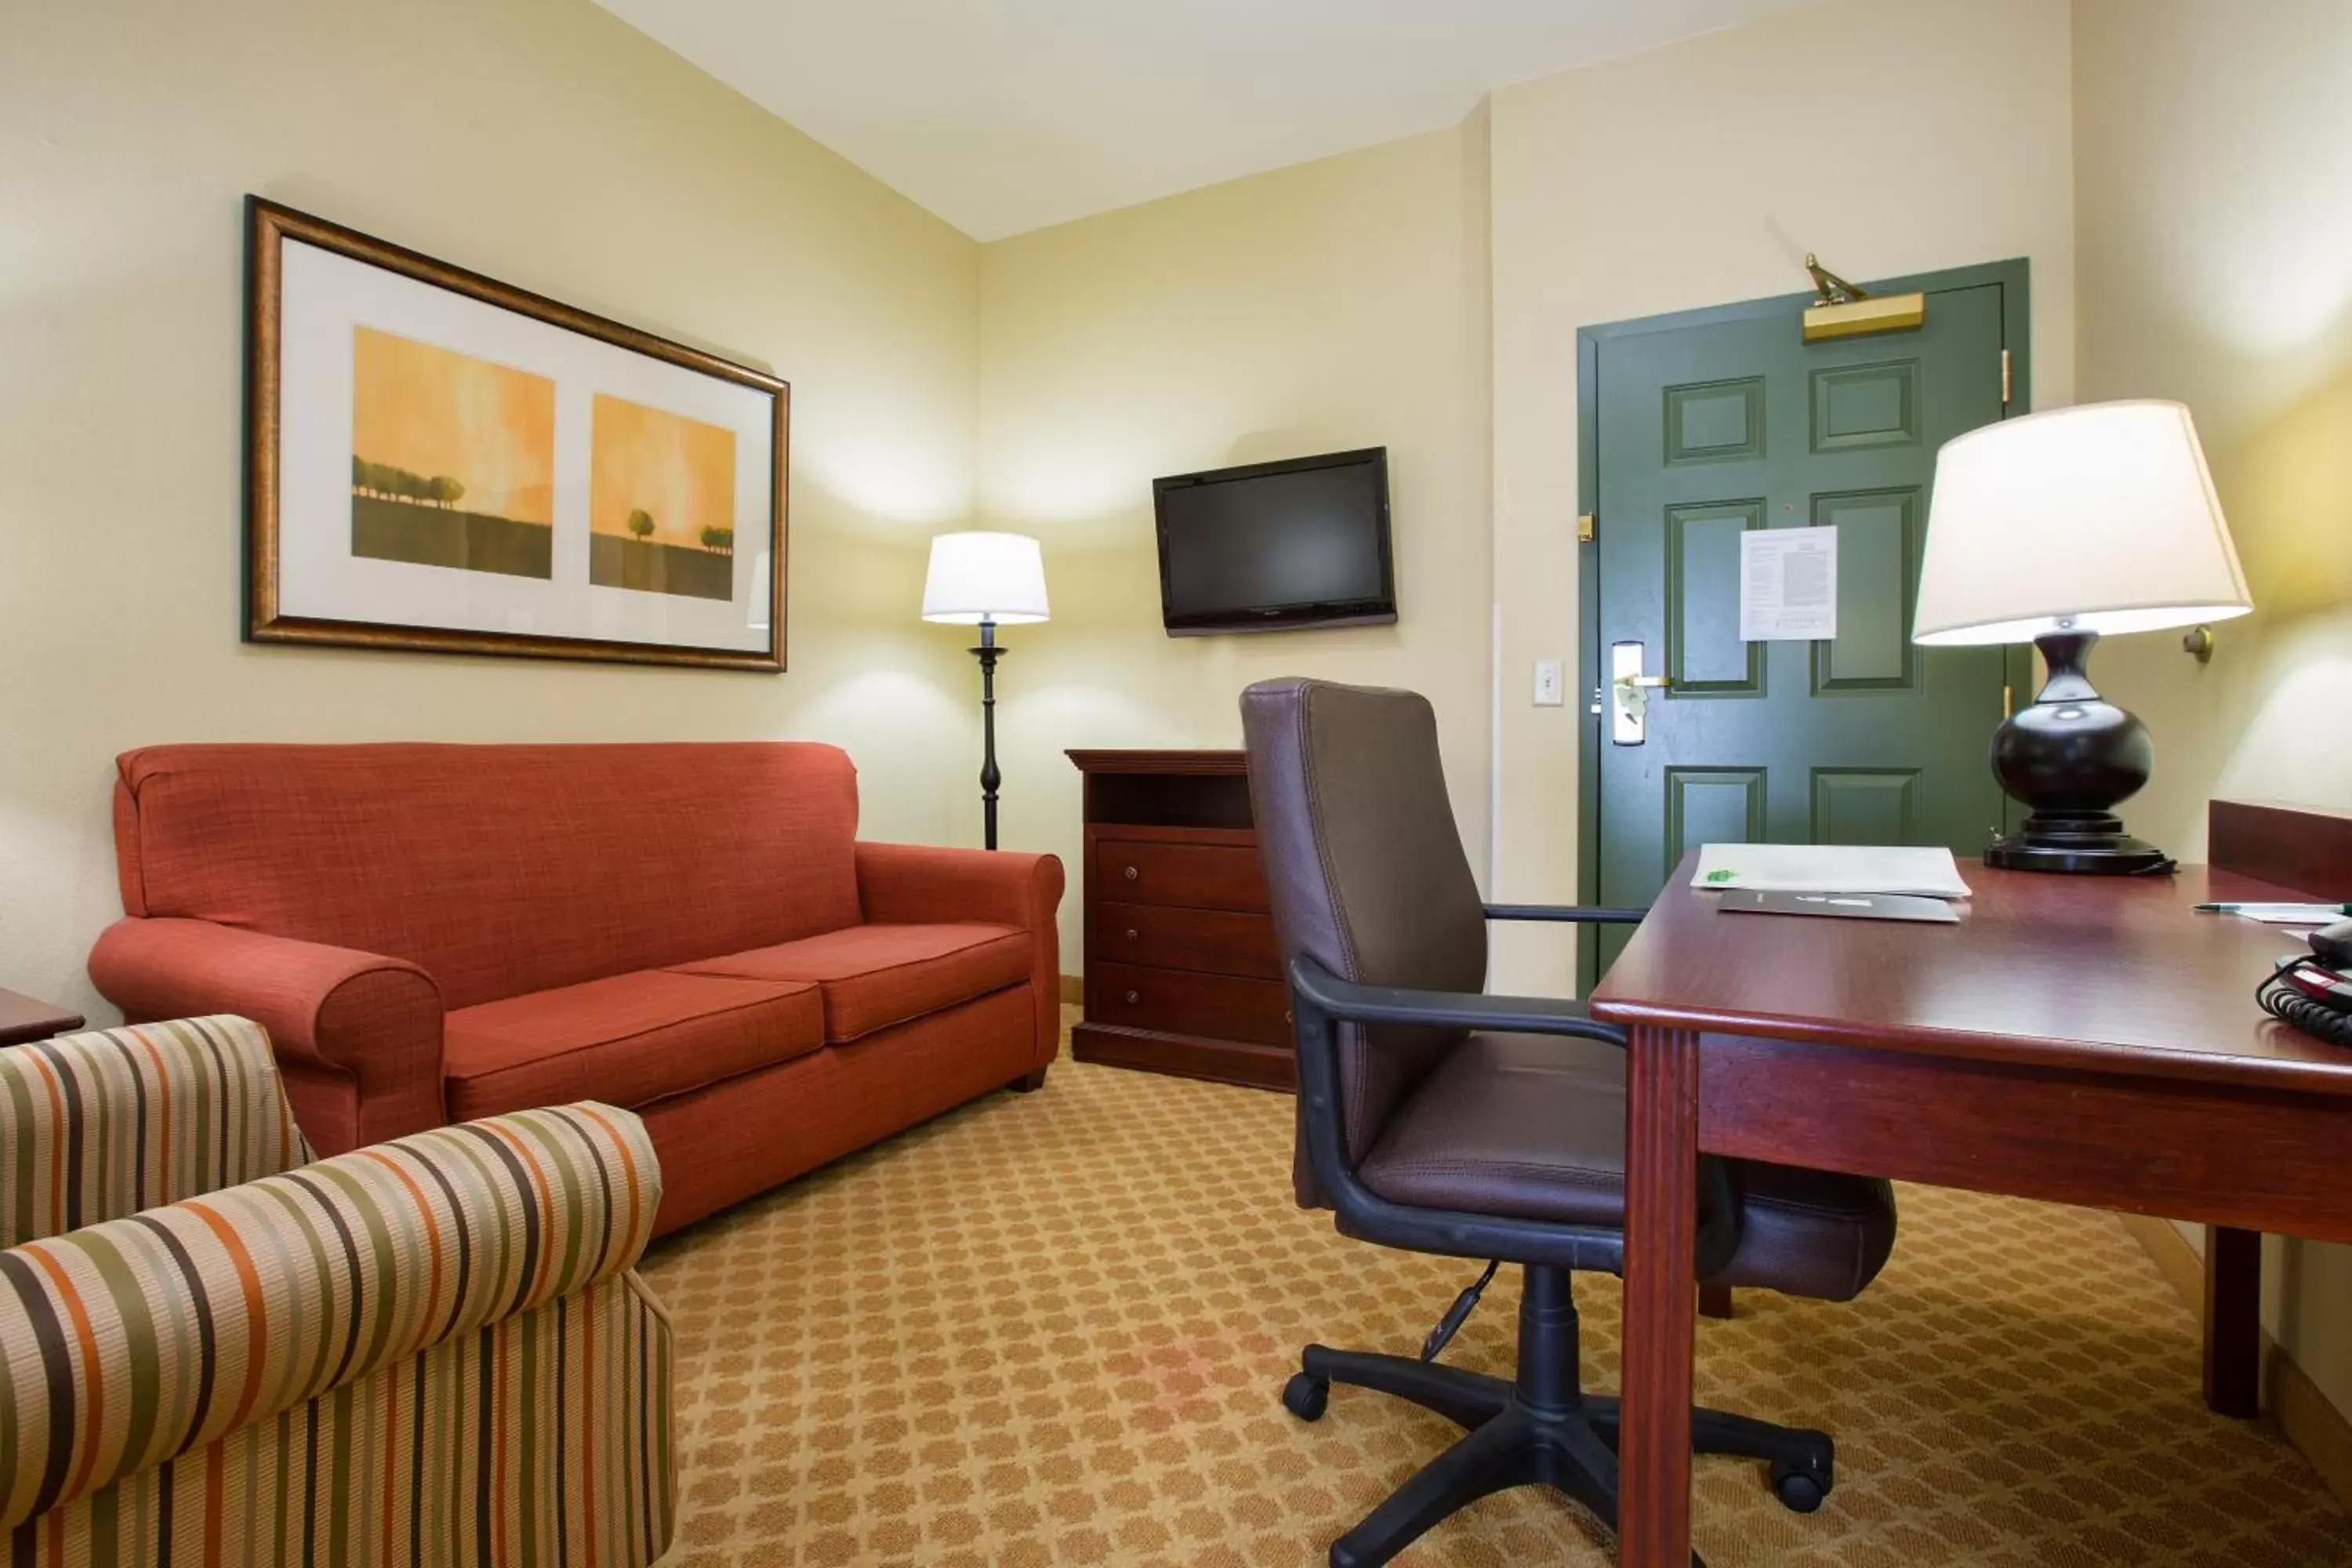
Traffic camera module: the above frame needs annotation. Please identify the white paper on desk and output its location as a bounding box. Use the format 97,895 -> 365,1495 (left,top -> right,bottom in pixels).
1690,843 -> 1972,899
1740,527 -> 1838,641
2228,904 -> 2349,924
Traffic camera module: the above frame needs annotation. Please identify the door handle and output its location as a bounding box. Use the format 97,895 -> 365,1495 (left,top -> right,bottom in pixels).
1610,641 -> 1668,745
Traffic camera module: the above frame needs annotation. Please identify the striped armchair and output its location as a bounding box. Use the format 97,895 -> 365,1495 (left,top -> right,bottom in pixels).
0,1016 -> 675,1567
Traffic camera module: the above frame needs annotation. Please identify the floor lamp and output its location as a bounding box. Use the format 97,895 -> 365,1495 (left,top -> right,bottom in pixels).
923,532 -> 1050,850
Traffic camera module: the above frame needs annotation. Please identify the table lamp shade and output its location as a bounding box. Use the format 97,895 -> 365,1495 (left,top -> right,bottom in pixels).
922,532 -> 1050,625
1913,401 -> 2251,647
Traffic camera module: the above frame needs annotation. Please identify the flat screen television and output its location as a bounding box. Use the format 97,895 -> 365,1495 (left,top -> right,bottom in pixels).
1152,448 -> 1396,635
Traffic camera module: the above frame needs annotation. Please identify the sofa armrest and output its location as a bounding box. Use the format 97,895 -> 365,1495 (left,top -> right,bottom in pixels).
855,841 -> 1064,931
0,1102 -> 659,1532
0,1016 -> 314,1243
856,843 -> 1065,1071
89,916 -> 445,1154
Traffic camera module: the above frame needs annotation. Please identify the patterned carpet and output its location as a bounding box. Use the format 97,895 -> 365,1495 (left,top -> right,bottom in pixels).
641,1010 -> 2352,1566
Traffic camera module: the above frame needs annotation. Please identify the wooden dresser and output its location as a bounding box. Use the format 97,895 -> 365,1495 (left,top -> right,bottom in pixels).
1066,750 -> 1293,1090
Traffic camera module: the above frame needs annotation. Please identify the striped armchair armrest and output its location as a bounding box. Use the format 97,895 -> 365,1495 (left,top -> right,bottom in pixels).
0,1016 -> 314,1246
0,1102 -> 674,1567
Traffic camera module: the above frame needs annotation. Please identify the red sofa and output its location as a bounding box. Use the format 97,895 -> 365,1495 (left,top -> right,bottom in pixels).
90,742 -> 1063,1234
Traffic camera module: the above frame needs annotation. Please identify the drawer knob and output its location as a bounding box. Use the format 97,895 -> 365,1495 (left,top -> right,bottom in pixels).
1123,866 -> 1138,881
1124,989 -> 1139,1004
1124,928 -> 1138,942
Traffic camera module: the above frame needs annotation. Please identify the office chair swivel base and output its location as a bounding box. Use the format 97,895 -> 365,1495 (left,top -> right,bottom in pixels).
1281,1266 -> 1832,1568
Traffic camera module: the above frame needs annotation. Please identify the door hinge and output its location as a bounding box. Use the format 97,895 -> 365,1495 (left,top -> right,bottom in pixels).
2000,348 -> 2013,406
1577,513 -> 1597,544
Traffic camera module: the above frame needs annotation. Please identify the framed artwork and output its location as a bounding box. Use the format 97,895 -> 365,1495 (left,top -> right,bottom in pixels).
245,197 -> 787,670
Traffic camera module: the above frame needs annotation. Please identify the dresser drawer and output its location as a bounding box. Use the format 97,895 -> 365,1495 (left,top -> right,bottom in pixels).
1091,840 -> 1269,913
1091,961 -> 1292,1047
1093,902 -> 1282,980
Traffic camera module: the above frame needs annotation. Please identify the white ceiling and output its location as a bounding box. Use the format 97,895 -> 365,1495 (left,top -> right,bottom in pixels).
595,0 -> 1824,241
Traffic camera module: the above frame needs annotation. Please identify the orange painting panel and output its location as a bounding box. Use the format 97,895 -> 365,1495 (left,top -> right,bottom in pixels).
351,327 -> 555,523
590,394 -> 737,548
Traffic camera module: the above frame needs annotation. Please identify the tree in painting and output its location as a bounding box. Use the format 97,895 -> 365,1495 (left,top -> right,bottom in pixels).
351,459 -> 468,509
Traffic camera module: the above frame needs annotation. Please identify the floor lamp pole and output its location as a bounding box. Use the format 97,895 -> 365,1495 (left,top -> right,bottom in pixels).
972,617 -> 1001,851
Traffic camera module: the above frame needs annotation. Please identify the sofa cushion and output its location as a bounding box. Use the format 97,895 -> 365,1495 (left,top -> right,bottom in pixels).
112,742 -> 865,1010
444,970 -> 823,1120
673,923 -> 1029,1043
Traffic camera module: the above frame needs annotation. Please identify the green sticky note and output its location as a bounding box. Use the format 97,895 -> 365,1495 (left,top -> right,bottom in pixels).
1704,869 -> 1737,883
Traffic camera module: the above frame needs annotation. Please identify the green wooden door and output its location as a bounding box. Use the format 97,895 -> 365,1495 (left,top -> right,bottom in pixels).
1588,270 -> 2027,974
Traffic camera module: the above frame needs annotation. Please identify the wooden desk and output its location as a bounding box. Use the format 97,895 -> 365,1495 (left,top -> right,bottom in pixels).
1588,856 -> 2352,1568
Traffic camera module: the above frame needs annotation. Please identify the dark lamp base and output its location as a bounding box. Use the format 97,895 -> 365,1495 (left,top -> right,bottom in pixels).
1985,811 -> 2171,875
1986,630 -> 2170,876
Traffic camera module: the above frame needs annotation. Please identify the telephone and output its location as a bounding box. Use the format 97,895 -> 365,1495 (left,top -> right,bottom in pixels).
2258,918 -> 2352,1047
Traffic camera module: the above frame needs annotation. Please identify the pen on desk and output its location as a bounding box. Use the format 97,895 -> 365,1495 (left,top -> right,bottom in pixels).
2193,902 -> 2352,915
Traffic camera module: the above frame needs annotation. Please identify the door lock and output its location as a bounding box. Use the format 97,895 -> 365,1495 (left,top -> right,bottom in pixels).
1610,641 -> 1669,745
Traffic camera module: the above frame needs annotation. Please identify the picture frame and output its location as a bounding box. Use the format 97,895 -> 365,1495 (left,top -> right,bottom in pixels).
244,197 -> 788,671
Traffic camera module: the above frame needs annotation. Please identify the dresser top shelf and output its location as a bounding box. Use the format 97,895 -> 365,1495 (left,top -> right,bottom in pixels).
1066,749 -> 1247,776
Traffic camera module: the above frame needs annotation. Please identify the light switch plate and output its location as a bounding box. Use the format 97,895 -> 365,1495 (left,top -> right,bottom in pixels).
1533,659 -> 1564,706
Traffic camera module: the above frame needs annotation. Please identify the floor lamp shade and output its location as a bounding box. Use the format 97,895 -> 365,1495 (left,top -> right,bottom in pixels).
1911,400 -> 2252,873
924,532 -> 1049,851
922,532 -> 1051,626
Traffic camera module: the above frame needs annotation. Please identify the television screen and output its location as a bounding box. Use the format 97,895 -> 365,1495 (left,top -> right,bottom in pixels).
1152,448 -> 1395,634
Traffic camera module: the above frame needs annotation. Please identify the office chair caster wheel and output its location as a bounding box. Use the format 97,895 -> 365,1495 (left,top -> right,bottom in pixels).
1282,1372 -> 1330,1422
1769,1457 -> 1831,1514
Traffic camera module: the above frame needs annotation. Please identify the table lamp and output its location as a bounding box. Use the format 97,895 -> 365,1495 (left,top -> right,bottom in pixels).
923,531 -> 1050,850
1913,400 -> 2251,873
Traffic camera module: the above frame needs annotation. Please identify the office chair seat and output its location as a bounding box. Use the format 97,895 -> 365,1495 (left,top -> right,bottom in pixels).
1356,1029 -> 1897,1303
1355,1029 -> 1628,1226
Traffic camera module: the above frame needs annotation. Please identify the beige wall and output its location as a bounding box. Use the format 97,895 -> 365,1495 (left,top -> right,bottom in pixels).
975,0 -> 2078,985
0,0 -> 984,1023
2075,0 -> 2352,858
0,0 -> 2100,1007
976,123 -> 1497,968
1486,0 -> 2078,989
2074,0 -> 2352,1426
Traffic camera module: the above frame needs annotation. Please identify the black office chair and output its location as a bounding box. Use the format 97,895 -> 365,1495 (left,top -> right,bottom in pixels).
1240,677 -> 1896,1568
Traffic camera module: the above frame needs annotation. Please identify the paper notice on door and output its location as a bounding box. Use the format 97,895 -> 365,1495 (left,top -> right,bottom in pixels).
1739,527 -> 1838,641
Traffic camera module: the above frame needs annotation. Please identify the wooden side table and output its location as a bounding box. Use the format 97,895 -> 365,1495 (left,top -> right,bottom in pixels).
0,988 -> 85,1048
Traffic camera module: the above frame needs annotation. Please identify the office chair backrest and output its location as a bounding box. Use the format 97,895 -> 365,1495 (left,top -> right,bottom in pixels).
1240,678 -> 1488,1203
